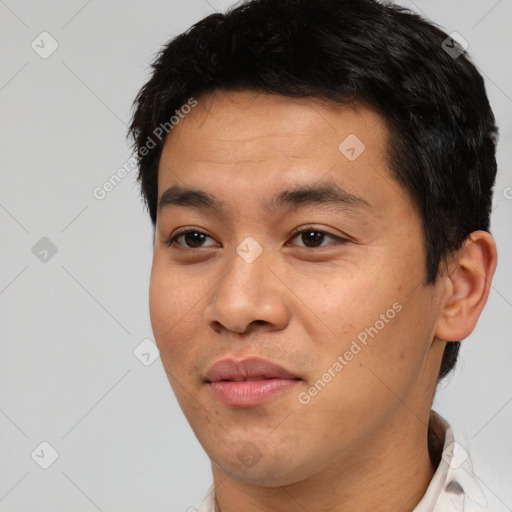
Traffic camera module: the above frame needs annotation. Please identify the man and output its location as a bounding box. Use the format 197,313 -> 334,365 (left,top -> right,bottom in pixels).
128,0 -> 503,510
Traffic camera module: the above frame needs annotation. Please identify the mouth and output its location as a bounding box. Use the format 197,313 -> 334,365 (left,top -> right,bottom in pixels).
204,357 -> 302,407
217,376 -> 274,381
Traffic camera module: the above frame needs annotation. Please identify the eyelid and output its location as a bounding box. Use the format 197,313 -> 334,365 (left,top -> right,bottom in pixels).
288,224 -> 345,240
166,224 -> 350,250
165,227 -> 217,248
287,225 -> 350,248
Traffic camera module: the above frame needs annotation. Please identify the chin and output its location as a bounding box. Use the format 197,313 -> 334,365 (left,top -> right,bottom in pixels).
209,443 -> 318,488
215,460 -> 300,487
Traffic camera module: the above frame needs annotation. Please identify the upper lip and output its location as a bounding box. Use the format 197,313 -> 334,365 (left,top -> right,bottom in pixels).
204,357 -> 301,382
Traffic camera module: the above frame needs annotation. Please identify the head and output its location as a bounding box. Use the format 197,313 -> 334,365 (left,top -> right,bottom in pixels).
129,0 -> 498,487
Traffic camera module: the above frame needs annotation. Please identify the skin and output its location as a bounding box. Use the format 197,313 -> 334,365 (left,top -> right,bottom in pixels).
149,90 -> 497,512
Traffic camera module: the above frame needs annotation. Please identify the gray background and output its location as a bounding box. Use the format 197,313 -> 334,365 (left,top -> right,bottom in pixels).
0,1 -> 511,511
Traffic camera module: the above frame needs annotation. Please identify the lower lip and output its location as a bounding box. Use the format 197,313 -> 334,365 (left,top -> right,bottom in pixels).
207,378 -> 299,407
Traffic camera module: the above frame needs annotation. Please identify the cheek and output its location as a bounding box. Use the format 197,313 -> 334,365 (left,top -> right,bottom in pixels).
149,269 -> 204,410
148,261 -> 202,363
293,267 -> 420,387
148,270 -> 173,345
293,268 -> 391,343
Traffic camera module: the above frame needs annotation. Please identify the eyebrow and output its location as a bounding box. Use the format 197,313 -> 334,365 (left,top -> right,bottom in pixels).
157,181 -> 374,216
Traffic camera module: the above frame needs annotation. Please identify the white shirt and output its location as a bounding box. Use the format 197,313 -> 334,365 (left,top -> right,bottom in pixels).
194,410 -> 507,512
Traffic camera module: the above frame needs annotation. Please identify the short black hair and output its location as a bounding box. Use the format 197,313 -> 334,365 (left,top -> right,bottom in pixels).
128,0 -> 499,381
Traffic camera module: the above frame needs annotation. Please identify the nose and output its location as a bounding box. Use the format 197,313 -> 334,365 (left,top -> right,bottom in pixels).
205,244 -> 291,336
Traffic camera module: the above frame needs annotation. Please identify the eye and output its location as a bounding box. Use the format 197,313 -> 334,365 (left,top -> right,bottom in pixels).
165,227 -> 349,251
166,229 -> 218,249
287,227 -> 347,249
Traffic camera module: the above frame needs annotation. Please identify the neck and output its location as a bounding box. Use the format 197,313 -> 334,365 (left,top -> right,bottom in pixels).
212,410 -> 443,512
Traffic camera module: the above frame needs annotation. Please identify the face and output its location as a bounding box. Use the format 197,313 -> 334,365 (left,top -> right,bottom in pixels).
149,90 -> 446,486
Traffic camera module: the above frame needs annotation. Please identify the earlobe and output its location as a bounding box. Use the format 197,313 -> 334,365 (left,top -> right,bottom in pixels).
434,231 -> 497,342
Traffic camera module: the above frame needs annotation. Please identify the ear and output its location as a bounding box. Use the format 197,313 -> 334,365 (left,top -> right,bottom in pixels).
434,231 -> 497,342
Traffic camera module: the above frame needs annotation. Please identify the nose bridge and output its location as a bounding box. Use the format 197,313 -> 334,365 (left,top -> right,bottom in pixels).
207,237 -> 289,334
219,236 -> 268,302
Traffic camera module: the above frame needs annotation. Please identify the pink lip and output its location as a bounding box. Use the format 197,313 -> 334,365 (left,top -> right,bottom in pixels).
204,357 -> 301,407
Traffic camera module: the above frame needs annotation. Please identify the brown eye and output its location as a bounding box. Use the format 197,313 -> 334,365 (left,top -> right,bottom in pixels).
289,228 -> 345,248
167,230 -> 217,249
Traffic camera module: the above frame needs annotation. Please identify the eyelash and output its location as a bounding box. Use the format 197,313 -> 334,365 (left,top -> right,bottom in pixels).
165,226 -> 349,251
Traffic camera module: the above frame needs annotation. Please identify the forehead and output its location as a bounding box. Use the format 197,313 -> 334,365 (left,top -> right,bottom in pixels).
156,90 -> 413,219
161,90 -> 385,162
